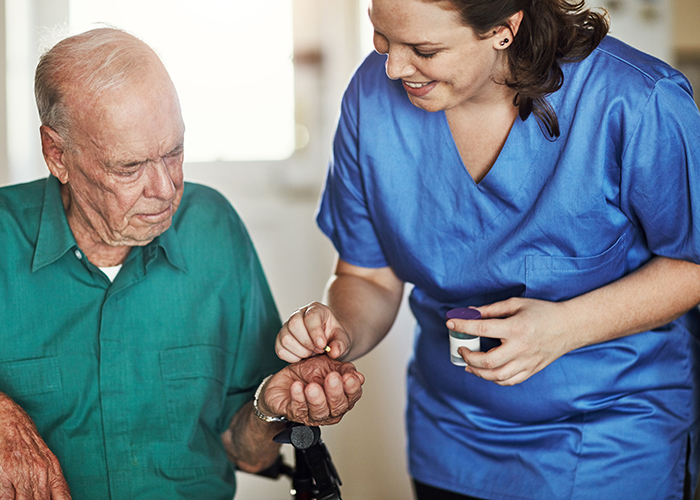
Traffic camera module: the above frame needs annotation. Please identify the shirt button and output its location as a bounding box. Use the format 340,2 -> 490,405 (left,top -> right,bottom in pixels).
74,249 -> 82,260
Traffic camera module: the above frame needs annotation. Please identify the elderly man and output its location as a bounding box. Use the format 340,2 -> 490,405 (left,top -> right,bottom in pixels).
0,28 -> 363,499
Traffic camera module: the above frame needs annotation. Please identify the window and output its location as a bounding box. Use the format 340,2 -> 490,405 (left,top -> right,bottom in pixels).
69,0 -> 296,162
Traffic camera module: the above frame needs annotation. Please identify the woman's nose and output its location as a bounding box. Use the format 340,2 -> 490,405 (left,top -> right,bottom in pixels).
384,46 -> 417,80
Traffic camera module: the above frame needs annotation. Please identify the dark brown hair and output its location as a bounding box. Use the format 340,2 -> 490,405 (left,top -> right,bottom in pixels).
433,0 -> 609,137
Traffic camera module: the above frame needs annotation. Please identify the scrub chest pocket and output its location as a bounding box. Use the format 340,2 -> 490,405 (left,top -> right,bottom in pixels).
524,233 -> 629,302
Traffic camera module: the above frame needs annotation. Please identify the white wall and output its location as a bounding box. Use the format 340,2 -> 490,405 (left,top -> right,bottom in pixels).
4,0 -> 68,184
594,0 -> 673,61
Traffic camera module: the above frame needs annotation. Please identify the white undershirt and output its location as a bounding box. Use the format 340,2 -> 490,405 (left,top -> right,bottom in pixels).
99,264 -> 123,282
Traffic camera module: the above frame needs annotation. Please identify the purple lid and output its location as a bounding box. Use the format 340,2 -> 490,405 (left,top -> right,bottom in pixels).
446,307 -> 481,320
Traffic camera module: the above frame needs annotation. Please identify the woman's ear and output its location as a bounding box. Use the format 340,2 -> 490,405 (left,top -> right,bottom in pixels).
492,10 -> 524,49
40,125 -> 70,184
507,10 -> 524,37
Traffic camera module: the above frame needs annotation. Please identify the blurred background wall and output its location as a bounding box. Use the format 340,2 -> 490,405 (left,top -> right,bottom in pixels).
0,1 -> 698,499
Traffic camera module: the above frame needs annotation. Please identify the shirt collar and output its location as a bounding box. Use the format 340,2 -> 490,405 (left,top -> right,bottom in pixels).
32,176 -> 78,273
32,175 -> 188,274
147,217 -> 187,273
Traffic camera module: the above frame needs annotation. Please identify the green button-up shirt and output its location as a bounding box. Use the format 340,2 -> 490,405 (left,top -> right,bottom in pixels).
0,176 -> 285,499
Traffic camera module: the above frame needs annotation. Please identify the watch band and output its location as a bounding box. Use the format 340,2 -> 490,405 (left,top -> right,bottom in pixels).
253,374 -> 287,423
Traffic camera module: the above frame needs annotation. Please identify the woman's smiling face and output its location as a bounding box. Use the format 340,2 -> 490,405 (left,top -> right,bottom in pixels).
369,0 -> 511,112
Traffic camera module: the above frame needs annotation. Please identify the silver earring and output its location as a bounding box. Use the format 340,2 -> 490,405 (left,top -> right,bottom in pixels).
500,38 -> 509,46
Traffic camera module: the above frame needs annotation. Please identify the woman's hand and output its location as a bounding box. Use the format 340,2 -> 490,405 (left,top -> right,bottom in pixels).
447,297 -> 580,386
260,356 -> 365,426
275,302 -> 352,363
450,258 -> 700,386
276,259 -> 404,364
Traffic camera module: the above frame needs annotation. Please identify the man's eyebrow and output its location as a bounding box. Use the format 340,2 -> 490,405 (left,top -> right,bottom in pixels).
166,142 -> 185,155
106,157 -> 147,170
111,143 -> 184,169
118,159 -> 147,168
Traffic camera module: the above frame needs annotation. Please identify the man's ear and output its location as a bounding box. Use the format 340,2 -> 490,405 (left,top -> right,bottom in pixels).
40,125 -> 70,184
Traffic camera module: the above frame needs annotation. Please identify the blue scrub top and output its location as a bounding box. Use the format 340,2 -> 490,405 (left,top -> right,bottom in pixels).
317,37 -> 700,499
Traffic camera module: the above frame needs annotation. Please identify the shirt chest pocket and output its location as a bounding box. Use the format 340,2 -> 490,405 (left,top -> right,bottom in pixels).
160,345 -> 231,469
524,233 -> 629,302
0,357 -> 65,434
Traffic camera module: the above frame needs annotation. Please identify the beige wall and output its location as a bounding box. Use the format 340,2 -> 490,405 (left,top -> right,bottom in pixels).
674,0 -> 700,54
672,0 -> 700,107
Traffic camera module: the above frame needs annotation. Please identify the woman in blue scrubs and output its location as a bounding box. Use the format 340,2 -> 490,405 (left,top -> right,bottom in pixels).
276,0 -> 700,498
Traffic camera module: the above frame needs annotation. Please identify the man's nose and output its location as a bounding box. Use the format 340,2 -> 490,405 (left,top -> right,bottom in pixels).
144,158 -> 177,200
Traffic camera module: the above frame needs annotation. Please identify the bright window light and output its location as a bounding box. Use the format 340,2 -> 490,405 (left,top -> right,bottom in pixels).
69,0 -> 295,162
358,0 -> 374,56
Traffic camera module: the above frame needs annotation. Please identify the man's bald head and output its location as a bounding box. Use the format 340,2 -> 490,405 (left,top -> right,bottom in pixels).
34,28 -> 170,146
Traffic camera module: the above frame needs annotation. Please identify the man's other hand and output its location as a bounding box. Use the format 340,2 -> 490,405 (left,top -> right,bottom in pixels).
0,394 -> 71,500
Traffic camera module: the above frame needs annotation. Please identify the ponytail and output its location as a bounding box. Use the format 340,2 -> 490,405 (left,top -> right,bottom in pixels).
438,0 -> 609,138
508,0 -> 608,137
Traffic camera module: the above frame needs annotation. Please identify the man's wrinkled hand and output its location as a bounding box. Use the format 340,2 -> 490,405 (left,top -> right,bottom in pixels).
260,356 -> 364,426
0,395 -> 71,500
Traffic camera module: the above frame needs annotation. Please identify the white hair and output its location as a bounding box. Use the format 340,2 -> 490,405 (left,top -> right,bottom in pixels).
34,27 -> 163,146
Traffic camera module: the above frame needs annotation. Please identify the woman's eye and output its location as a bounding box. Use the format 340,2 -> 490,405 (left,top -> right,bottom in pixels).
413,48 -> 437,59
